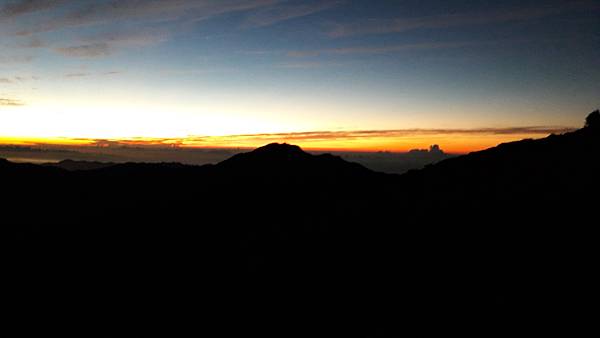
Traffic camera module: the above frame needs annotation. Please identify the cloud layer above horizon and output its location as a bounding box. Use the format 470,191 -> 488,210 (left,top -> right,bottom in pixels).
1,125 -> 577,153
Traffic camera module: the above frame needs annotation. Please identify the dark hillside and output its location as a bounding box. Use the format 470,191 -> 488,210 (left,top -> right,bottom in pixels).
2,111 -> 599,337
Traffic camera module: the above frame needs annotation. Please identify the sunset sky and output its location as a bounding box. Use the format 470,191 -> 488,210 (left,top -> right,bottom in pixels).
1,0 -> 599,152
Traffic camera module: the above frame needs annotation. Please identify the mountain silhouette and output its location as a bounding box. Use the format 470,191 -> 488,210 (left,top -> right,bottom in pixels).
216,142 -> 373,176
402,113 -> 600,198
2,111 -> 599,337
43,159 -> 117,171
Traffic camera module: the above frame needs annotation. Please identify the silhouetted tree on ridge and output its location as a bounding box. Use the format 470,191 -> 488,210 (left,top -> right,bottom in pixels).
585,109 -> 600,129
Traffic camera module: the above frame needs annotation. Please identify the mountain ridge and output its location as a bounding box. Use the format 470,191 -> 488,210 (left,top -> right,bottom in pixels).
215,142 -> 374,177
2,111 -> 599,337
4,123 -> 594,179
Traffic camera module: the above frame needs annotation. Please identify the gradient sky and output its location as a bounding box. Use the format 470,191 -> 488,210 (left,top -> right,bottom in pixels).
1,0 -> 599,151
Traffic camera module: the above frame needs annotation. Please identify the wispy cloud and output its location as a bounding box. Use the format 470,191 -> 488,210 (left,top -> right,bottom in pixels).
52,126 -> 575,150
3,0 -> 341,61
0,76 -> 38,83
0,55 -> 33,63
64,71 -> 121,77
7,0 -> 286,59
85,27 -> 170,48
247,40 -> 482,59
0,0 -> 66,19
17,0 -> 279,35
64,72 -> 91,78
243,0 -> 341,28
286,50 -> 321,58
288,41 -> 477,57
328,1 -> 600,37
276,61 -> 325,69
0,98 -> 25,106
55,43 -> 111,58
49,24 -> 172,58
186,127 -> 576,143
19,36 -> 45,48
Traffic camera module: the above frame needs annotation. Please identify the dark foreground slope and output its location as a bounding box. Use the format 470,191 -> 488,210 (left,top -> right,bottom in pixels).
2,112 -> 599,337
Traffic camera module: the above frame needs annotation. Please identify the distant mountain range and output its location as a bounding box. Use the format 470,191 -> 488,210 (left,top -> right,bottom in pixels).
2,111 -> 598,337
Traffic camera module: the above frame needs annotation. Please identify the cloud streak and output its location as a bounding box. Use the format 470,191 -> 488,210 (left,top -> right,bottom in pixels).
185,126 -> 576,142
243,0 -> 341,28
52,27 -> 171,58
64,72 -> 91,78
17,0 -> 280,35
328,1 -> 600,37
7,0 -> 290,58
288,41 -> 477,57
50,126 -> 576,150
63,71 -> 121,77
0,76 -> 37,83
55,43 -> 111,57
0,98 -> 25,106
0,0 -> 66,18
0,55 -> 33,63
85,27 -> 170,47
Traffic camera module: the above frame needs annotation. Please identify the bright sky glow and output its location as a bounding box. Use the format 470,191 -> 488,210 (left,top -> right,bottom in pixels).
1,0 -> 599,151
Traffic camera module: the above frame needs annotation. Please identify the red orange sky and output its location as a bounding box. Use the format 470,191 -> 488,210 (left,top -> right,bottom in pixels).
0,125 -> 575,153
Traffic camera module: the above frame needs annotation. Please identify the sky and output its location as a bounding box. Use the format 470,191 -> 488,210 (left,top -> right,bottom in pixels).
0,0 -> 599,152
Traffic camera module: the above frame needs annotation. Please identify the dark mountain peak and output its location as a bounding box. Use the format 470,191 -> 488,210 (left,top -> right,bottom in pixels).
216,143 -> 372,177
43,159 -> 116,171
249,143 -> 308,158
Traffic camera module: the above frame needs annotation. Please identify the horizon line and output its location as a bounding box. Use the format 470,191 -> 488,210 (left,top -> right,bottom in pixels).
0,125 -> 577,153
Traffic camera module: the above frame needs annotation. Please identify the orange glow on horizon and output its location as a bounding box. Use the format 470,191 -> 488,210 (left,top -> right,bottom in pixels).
0,127 -> 574,154
0,137 -> 95,147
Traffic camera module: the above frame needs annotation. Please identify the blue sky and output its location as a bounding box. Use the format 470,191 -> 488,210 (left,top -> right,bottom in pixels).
0,0 -> 599,150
